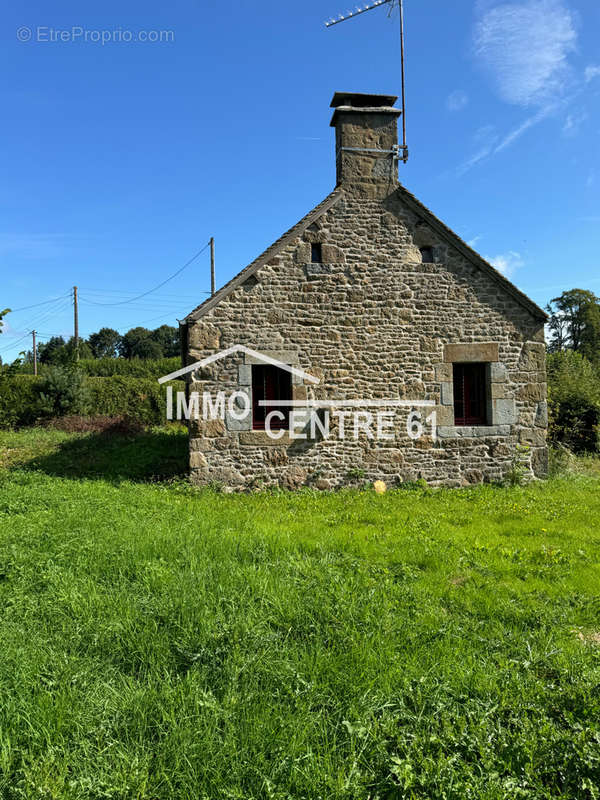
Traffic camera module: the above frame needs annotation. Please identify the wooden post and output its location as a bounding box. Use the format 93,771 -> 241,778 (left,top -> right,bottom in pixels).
73,286 -> 79,360
32,330 -> 37,375
210,237 -> 215,296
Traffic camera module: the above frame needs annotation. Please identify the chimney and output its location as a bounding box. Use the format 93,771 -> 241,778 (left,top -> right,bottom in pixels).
330,92 -> 402,196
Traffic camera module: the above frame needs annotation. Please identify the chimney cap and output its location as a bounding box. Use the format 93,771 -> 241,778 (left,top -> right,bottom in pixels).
330,91 -> 398,108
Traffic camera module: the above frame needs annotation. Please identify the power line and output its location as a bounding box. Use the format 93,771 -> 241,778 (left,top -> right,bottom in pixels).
0,330 -> 33,354
0,298 -> 73,354
26,298 -> 73,331
80,241 -> 212,307
127,311 -> 185,327
79,298 -> 199,309
3,241 -> 212,355
80,287 -> 202,297
8,292 -> 72,314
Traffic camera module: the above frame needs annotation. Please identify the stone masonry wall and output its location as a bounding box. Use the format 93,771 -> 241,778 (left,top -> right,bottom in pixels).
184,190 -> 547,490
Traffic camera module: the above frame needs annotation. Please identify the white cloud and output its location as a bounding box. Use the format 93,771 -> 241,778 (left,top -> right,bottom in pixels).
562,109 -> 588,136
446,90 -> 469,111
495,102 -> 558,151
467,235 -> 483,248
584,65 -> 600,83
486,250 -> 525,278
473,0 -> 577,107
456,125 -> 499,174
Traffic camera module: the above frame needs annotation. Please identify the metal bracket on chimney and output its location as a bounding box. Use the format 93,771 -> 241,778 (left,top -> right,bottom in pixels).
339,145 -> 397,156
338,144 -> 407,162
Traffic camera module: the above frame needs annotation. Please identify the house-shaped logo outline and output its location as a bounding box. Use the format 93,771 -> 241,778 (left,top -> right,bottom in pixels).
158,344 -> 320,385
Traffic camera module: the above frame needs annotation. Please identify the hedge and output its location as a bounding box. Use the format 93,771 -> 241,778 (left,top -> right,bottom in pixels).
0,375 -> 41,429
78,357 -> 182,378
0,374 -> 181,429
5,357 -> 182,379
547,351 -> 600,453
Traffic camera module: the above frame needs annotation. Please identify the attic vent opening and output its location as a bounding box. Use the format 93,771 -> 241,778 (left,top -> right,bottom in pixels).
311,243 -> 322,263
420,246 -> 434,264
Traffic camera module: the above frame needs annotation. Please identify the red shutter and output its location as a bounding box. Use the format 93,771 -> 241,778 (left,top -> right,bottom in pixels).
252,365 -> 292,430
453,363 -> 487,425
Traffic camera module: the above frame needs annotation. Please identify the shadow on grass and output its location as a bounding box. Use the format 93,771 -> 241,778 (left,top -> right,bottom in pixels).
25,430 -> 189,484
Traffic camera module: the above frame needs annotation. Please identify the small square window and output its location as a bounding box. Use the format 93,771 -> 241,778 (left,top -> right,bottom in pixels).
420,246 -> 434,263
311,243 -> 322,263
453,363 -> 489,426
252,364 -> 292,431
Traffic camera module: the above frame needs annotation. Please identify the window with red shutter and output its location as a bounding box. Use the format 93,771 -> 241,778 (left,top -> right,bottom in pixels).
453,363 -> 488,426
251,365 -> 292,430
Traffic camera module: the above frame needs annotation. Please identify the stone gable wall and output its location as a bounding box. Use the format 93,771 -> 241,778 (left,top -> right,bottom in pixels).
184,191 -> 547,490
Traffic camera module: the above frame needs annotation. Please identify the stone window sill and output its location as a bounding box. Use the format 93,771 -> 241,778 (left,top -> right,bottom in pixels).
437,425 -> 510,439
239,431 -> 293,446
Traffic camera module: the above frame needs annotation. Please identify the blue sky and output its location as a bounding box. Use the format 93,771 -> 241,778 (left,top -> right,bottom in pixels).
1,0 -> 599,361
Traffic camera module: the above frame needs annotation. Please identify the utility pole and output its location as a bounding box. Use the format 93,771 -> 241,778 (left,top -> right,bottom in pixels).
210,237 -> 215,296
32,330 -> 37,376
73,285 -> 79,360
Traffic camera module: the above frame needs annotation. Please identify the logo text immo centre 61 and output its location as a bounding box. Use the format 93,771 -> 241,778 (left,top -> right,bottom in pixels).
158,345 -> 437,441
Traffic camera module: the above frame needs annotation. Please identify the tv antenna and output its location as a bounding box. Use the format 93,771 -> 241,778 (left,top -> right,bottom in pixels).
325,0 -> 409,163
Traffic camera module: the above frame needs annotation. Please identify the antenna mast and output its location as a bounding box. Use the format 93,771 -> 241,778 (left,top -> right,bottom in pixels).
325,0 -> 409,163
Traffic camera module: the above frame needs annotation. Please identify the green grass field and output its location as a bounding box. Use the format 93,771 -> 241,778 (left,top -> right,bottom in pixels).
1,428 -> 599,799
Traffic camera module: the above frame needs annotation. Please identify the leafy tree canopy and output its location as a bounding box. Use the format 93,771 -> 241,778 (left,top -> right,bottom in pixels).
118,327 -> 153,359
88,327 -> 122,359
38,336 -> 66,365
150,325 -> 179,358
546,289 -> 600,364
0,308 -> 10,334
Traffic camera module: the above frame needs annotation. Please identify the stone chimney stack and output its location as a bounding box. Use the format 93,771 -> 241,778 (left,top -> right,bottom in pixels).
330,92 -> 402,197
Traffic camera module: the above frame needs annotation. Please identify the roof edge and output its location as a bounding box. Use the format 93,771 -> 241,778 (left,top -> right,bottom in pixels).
394,184 -> 548,321
183,189 -> 343,323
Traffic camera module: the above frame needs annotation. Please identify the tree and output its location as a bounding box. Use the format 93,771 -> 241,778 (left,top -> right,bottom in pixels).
118,326 -> 178,359
38,336 -> 66,364
59,337 -> 93,364
118,327 -> 153,359
547,350 -> 600,452
132,337 -> 163,359
0,308 -> 10,335
546,289 -> 600,363
88,327 -> 122,359
38,336 -> 92,366
0,309 -> 10,369
150,325 -> 179,357
37,366 -> 90,418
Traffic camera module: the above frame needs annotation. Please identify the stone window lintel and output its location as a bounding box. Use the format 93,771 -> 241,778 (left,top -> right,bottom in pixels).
443,342 -> 499,363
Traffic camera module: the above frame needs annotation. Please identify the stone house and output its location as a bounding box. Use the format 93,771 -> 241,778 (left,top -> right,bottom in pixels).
179,92 -> 547,490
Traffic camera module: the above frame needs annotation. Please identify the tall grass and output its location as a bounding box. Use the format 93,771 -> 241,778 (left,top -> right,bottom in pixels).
0,430 -> 599,798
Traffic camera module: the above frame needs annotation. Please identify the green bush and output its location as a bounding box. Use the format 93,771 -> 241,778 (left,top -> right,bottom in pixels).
0,374 -> 180,429
547,350 -> 600,453
0,374 -> 40,428
86,376 -> 178,426
5,357 -> 182,379
37,367 -> 90,418
77,357 -> 181,379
